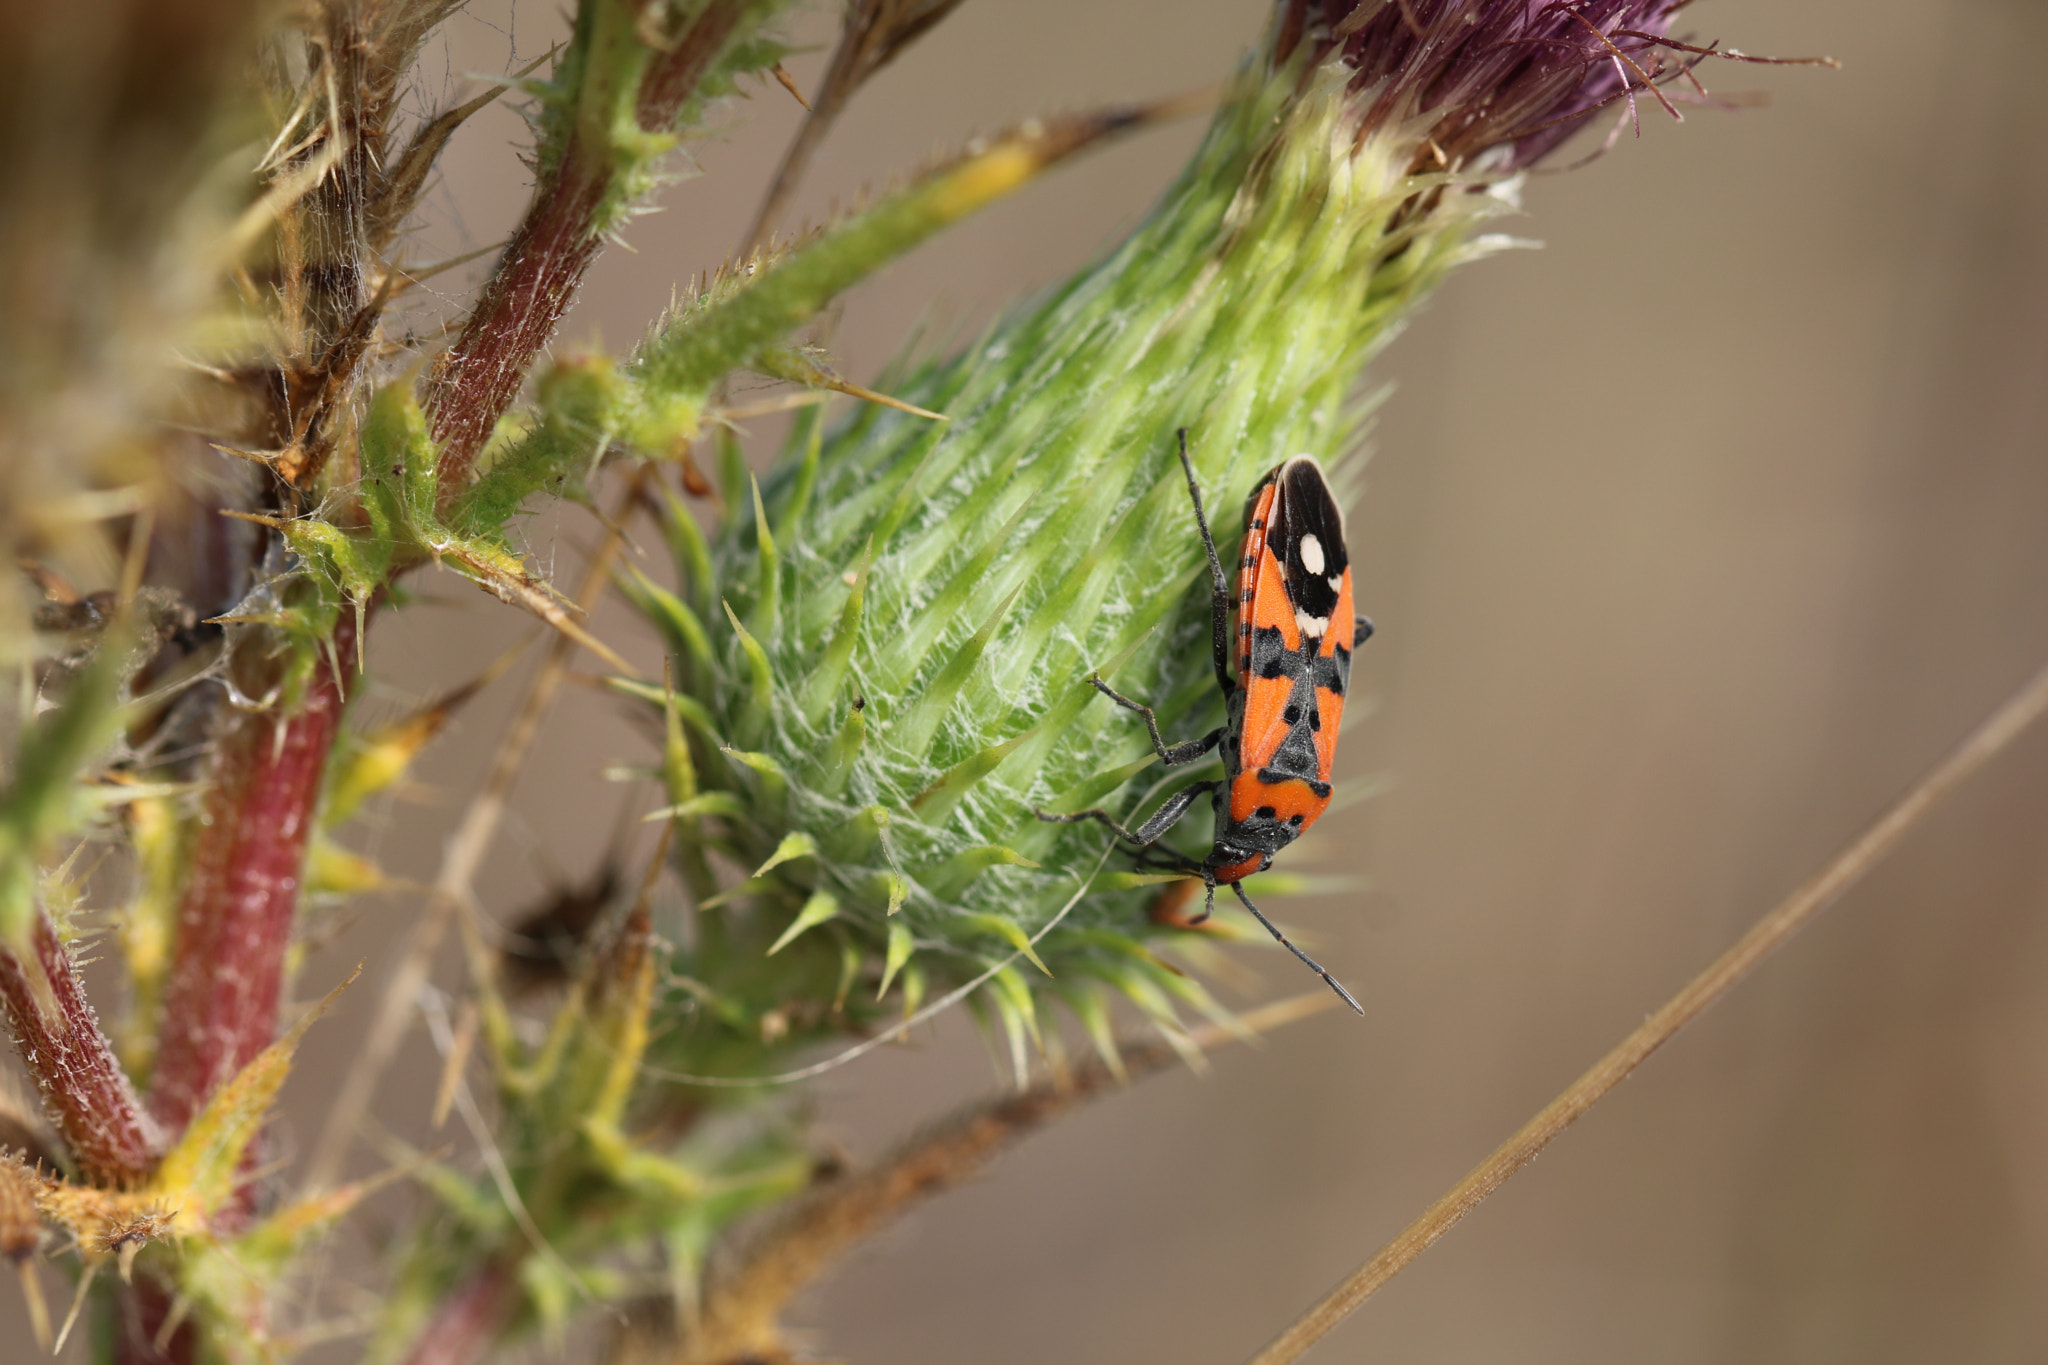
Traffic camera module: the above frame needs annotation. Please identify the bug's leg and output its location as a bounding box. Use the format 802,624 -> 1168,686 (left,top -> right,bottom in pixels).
1130,845 -> 1208,876
1228,881 -> 1364,1015
1034,805 -> 1145,842
1354,615 -> 1376,646
1089,674 -> 1221,766
1176,428 -> 1235,696
1186,874 -> 1217,927
1035,780 -> 1220,848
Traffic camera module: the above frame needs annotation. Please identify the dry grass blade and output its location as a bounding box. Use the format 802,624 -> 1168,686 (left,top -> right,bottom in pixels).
1244,654 -> 2048,1365
612,993 -> 1339,1365
743,0 -> 969,253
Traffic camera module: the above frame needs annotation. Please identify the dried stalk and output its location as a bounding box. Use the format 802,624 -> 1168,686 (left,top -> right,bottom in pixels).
742,0 -> 968,254
1244,653 -> 2048,1365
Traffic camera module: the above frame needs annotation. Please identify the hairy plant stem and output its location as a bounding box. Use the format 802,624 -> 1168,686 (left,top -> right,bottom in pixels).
1245,653 -> 2048,1365
423,1 -> 751,486
0,908 -> 161,1186
147,613 -> 359,1172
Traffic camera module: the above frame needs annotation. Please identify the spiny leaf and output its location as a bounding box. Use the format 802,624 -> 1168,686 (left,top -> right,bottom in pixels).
766,891 -> 838,955
660,479 -> 717,616
922,844 -> 1041,902
721,599 -> 775,747
721,747 -> 789,812
748,473 -> 780,639
888,580 -> 1026,757
799,540 -> 873,726
814,700 -> 866,800
986,965 -> 1042,1085
325,654 -> 510,825
620,564 -> 715,675
606,675 -> 720,746
774,400 -> 827,549
1061,986 -> 1126,1083
0,625 -> 127,945
833,938 -> 861,1012
911,727 -> 1035,829
963,913 -> 1051,977
749,832 -> 817,880
644,791 -> 746,822
153,967 -> 360,1220
876,920 -> 914,999
306,838 -> 386,896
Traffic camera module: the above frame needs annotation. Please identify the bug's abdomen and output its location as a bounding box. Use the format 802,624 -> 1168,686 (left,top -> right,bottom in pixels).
1210,766 -> 1330,884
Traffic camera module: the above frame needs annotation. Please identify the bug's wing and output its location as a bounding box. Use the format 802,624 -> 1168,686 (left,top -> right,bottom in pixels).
1268,458 -> 1355,777
1268,457 -> 1349,640
1238,538 -> 1301,772
1235,469 -> 1281,679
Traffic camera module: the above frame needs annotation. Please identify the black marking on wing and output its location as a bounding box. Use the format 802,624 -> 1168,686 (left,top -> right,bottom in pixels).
1250,624 -> 1294,680
1260,673 -> 1326,784
1315,645 -> 1351,698
1269,456 -> 1349,625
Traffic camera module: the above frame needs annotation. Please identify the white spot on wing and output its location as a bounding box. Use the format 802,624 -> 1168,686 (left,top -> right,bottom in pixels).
1328,575 -> 1343,593
1299,533 -> 1325,575
1295,609 -> 1328,639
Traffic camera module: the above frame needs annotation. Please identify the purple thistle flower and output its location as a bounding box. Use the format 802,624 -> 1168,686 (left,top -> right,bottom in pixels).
1276,0 -> 1712,171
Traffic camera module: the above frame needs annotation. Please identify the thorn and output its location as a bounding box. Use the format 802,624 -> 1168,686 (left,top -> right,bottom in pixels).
16,1260 -> 50,1353
53,1258 -> 97,1354
374,240 -> 507,297
217,509 -> 289,529
211,443 -> 289,467
820,373 -> 947,422
770,62 -> 812,111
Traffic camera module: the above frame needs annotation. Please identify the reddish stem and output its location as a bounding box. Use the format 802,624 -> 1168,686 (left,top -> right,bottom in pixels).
422,0 -> 747,491
116,1273 -> 196,1365
0,910 -> 162,1187
400,1258 -> 519,1365
146,614 -> 359,1168
421,154 -> 610,484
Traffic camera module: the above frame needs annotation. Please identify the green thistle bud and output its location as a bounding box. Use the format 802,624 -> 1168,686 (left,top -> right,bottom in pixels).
641,2 -> 1721,1066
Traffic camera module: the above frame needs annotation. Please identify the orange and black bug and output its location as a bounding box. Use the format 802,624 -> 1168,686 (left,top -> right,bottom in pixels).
1040,431 -> 1371,1012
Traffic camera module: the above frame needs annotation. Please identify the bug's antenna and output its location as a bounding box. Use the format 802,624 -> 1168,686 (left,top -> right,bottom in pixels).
1176,428 -> 1229,597
1230,881 -> 1364,1014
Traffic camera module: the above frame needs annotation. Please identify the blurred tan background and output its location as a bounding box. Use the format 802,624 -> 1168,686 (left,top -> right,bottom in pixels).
22,0 -> 2048,1359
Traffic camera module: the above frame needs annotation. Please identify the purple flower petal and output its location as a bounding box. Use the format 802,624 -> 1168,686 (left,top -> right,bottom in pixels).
1279,0 -> 1703,170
